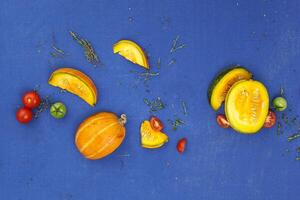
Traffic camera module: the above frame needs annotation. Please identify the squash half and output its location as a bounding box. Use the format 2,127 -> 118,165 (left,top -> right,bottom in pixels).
208,67 -> 252,111
225,80 -> 269,134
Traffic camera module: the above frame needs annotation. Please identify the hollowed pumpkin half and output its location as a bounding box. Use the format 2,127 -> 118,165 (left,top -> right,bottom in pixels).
225,80 -> 269,134
208,67 -> 252,111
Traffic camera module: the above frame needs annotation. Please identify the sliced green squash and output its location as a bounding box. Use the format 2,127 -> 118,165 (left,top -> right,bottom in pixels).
225,80 -> 269,134
208,67 -> 252,111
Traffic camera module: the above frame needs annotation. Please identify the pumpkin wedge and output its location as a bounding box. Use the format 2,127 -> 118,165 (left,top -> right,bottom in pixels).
48,68 -> 97,106
140,120 -> 168,148
225,80 -> 269,134
208,67 -> 252,111
113,40 -> 149,69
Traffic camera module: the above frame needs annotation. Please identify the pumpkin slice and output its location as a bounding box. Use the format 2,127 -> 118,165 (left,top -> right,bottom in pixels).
48,68 -> 97,106
113,40 -> 149,69
225,80 -> 269,134
140,121 -> 168,148
208,67 -> 252,111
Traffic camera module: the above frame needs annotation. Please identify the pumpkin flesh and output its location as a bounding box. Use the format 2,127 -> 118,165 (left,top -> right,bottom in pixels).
209,67 -> 252,111
225,80 -> 269,134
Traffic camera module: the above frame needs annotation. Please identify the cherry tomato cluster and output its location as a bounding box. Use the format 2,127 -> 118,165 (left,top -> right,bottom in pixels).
16,91 -> 41,124
150,116 -> 187,154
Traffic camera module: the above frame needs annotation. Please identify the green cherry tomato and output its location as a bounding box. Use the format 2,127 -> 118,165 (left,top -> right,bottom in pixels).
50,102 -> 67,119
273,97 -> 287,111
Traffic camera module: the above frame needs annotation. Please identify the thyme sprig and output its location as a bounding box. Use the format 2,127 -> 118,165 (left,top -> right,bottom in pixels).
50,33 -> 66,58
287,132 -> 300,142
181,101 -> 188,116
168,118 -> 184,131
170,35 -> 186,53
143,97 -> 165,112
34,96 -> 52,119
69,31 -> 100,66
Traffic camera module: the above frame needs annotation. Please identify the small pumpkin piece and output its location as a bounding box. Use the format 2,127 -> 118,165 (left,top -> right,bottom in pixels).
208,67 -> 252,111
140,120 -> 168,148
48,68 -> 98,106
113,40 -> 149,69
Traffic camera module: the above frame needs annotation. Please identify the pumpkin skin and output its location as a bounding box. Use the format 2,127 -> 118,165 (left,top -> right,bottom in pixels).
75,112 -> 127,160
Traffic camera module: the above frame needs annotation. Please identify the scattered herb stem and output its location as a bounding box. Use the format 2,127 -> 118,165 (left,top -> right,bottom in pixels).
181,101 -> 188,116
170,35 -> 186,53
143,97 -> 165,112
287,133 -> 300,142
157,57 -> 161,69
69,31 -> 100,66
168,118 -> 184,131
168,59 -> 176,66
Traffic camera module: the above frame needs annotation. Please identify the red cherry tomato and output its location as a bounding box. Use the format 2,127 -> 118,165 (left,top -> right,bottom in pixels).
150,116 -> 164,131
16,107 -> 33,124
177,138 -> 187,153
264,110 -> 276,128
216,114 -> 230,128
22,91 -> 41,109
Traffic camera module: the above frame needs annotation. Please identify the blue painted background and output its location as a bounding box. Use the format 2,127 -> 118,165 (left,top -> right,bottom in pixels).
1,0 -> 300,199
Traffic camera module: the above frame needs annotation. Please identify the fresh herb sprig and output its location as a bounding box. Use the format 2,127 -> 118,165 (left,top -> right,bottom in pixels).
69,31 -> 100,66
170,35 -> 186,53
168,118 -> 184,131
143,97 -> 165,112
34,96 -> 52,119
181,101 -> 188,116
287,132 -> 300,142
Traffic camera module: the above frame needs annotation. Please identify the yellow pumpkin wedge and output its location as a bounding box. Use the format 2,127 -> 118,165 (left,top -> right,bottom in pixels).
113,40 -> 149,69
48,68 -> 98,106
208,67 -> 252,111
225,80 -> 269,134
75,112 -> 127,160
140,120 -> 168,148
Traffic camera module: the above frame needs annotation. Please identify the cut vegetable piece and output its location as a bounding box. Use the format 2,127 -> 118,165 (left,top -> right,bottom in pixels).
225,80 -> 269,134
48,68 -> 97,106
208,67 -> 252,111
113,40 -> 149,69
140,120 -> 168,148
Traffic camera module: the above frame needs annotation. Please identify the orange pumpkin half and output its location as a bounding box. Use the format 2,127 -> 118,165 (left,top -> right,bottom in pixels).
75,112 -> 127,160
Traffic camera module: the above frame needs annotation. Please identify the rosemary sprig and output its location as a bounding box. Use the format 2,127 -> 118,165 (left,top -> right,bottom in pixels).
52,45 -> 65,55
143,97 -> 165,112
170,35 -> 186,53
69,31 -> 99,66
50,33 -> 66,58
287,132 -> 300,142
168,118 -> 184,131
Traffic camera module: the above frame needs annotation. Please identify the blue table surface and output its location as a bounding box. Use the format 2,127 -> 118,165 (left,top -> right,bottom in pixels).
1,0 -> 300,199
